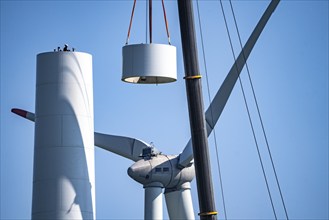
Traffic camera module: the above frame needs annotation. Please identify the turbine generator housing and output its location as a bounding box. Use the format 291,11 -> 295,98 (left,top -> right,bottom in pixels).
32,51 -> 95,219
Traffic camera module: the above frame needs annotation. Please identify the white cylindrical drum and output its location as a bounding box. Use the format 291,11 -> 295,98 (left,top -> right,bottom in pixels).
122,43 -> 177,84
32,51 -> 95,219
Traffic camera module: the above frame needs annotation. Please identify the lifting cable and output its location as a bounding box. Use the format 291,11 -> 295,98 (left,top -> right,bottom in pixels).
145,0 -> 148,43
126,0 -> 137,45
196,1 -> 228,219
218,0 -> 278,219
228,1 -> 289,219
127,0 -> 171,45
161,0 -> 171,44
149,0 -> 152,43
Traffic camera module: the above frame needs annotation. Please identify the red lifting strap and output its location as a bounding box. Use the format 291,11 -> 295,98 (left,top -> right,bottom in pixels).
161,0 -> 171,44
125,0 -> 171,45
126,0 -> 137,45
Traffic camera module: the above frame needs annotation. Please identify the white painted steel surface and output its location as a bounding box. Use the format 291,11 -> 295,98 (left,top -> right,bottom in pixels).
32,52 -> 95,219
165,183 -> 195,220
144,184 -> 163,220
122,43 -> 177,84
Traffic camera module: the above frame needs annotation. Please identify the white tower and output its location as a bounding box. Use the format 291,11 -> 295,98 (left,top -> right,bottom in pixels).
32,51 -> 95,219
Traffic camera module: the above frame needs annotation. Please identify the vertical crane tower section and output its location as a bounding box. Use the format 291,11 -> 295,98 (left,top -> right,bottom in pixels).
32,51 -> 95,219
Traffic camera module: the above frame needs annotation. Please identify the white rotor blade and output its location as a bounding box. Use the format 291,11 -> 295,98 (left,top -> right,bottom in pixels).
144,183 -> 163,220
12,108 -> 154,162
178,0 -> 280,168
94,132 -> 152,162
165,182 -> 194,220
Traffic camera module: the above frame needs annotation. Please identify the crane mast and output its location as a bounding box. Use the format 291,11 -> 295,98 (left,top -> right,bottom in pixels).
177,1 -> 217,219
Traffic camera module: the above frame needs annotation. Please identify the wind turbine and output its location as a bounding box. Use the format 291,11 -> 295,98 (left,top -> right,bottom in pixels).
12,0 -> 279,219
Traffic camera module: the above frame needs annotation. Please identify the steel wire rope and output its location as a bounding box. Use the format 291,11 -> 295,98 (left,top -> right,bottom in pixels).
146,0 -> 148,43
129,0 -> 170,45
218,0 -> 278,219
228,1 -> 289,219
196,1 -> 228,219
149,0 -> 152,43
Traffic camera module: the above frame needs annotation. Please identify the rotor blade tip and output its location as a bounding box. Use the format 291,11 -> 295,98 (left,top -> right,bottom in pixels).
11,108 -> 28,118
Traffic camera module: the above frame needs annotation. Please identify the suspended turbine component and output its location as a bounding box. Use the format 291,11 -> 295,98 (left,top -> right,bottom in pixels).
12,1 -> 279,219
122,0 -> 176,84
122,43 -> 177,84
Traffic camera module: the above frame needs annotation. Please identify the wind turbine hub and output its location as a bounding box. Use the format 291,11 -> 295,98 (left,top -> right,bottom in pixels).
127,155 -> 194,188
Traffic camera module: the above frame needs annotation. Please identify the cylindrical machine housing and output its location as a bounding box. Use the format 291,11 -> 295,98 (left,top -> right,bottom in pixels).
122,43 -> 177,84
32,51 -> 95,219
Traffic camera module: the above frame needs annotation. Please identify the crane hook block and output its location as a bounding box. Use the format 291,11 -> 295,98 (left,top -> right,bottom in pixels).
122,43 -> 177,84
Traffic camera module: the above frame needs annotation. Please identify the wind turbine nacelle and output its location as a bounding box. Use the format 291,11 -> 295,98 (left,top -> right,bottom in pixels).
127,155 -> 194,188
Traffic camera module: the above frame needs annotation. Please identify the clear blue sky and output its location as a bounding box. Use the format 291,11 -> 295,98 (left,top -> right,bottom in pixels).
1,1 -> 328,219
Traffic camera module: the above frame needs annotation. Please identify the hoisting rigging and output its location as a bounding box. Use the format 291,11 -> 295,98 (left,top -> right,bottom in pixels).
122,0 -> 177,84
227,1 -> 290,218
126,0 -> 171,45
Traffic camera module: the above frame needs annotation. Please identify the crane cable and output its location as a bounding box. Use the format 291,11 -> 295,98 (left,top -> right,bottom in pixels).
149,0 -> 152,43
127,0 -> 171,45
228,1 -> 289,219
126,0 -> 137,45
146,0 -> 148,43
196,1 -> 228,219
218,0 -> 278,219
161,0 -> 171,45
